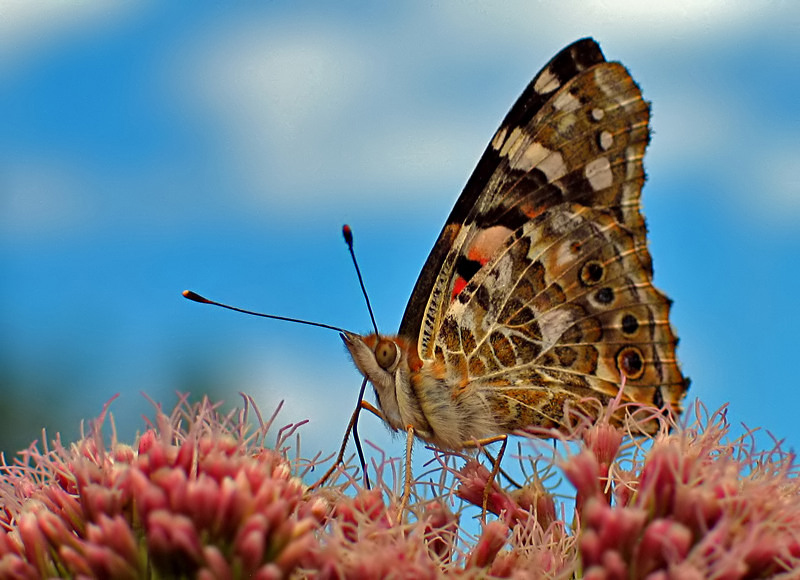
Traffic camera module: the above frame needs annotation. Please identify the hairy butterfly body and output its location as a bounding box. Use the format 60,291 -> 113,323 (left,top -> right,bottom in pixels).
343,38 -> 688,457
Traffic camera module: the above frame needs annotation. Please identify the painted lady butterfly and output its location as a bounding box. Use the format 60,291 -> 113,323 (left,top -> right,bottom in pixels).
339,38 -> 688,506
185,38 -> 689,512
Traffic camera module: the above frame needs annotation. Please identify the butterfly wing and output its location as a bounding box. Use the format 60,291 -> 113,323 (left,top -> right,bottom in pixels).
435,203 -> 686,431
398,38 -> 687,424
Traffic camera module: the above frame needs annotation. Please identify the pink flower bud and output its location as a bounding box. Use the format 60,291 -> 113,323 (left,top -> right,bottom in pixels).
584,422 -> 623,468
633,519 -> 692,576
147,510 -> 203,571
87,514 -> 139,569
562,450 -> 603,510
234,513 -> 267,572
200,545 -> 232,580
467,521 -> 508,568
421,500 -> 459,562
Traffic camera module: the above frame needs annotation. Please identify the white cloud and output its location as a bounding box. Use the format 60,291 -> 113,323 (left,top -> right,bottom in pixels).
746,146 -> 800,226
763,148 -> 800,204
179,16 -> 480,212
0,0 -> 143,76
197,24 -> 366,142
437,0 -> 767,48
175,2 -> 796,224
647,87 -> 799,225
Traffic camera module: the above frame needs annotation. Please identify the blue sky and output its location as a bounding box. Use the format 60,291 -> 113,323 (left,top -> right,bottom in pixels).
1,2 -> 798,478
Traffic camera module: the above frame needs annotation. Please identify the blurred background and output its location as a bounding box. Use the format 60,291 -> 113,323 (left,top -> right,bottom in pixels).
1,2 -> 798,474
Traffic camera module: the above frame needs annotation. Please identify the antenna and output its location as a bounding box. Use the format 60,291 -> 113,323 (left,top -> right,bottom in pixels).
342,225 -> 379,336
182,290 -> 352,334
183,226 -> 379,491
341,224 -> 375,489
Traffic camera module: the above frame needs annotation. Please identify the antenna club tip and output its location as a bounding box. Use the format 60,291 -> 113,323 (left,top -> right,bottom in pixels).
182,290 -> 208,303
342,224 -> 353,246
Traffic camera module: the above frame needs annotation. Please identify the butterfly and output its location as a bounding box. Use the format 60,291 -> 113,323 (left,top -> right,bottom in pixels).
336,37 -> 688,512
184,37 -> 689,516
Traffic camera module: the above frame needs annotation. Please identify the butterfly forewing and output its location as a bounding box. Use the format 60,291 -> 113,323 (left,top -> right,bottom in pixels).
399,38 -> 608,343
395,37 -> 687,434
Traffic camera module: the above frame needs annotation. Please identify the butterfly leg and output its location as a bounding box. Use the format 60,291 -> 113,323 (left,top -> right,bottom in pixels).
347,401 -> 415,525
359,399 -> 384,420
463,434 -> 508,520
308,401 -> 361,490
396,424 -> 415,524
309,381 -> 380,491
483,436 -> 507,520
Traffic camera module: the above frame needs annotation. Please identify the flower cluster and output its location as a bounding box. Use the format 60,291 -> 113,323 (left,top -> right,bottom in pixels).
0,396 -> 325,578
1,394 -> 798,578
452,399 -> 800,578
568,403 -> 800,578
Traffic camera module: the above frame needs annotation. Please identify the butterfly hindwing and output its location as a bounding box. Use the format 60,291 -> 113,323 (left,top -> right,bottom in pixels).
433,204 -> 683,431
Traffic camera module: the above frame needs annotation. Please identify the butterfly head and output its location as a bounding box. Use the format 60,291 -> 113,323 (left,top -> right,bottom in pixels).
341,331 -> 404,376
341,331 -> 412,432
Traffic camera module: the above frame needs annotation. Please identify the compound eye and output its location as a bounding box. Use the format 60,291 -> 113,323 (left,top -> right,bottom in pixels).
375,339 -> 399,370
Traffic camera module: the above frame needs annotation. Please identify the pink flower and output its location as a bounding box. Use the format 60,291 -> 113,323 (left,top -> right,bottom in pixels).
1,394 -> 798,578
0,395 -> 322,578
572,402 -> 800,577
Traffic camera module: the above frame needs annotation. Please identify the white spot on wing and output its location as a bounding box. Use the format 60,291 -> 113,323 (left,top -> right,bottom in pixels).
591,108 -> 605,121
491,127 -> 508,151
524,208 -> 580,246
499,127 -> 524,158
556,114 -> 577,135
537,149 -> 568,181
599,130 -> 614,151
486,253 -> 514,302
552,91 -> 580,113
585,157 -> 613,191
512,142 -> 567,181
533,67 -> 559,94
